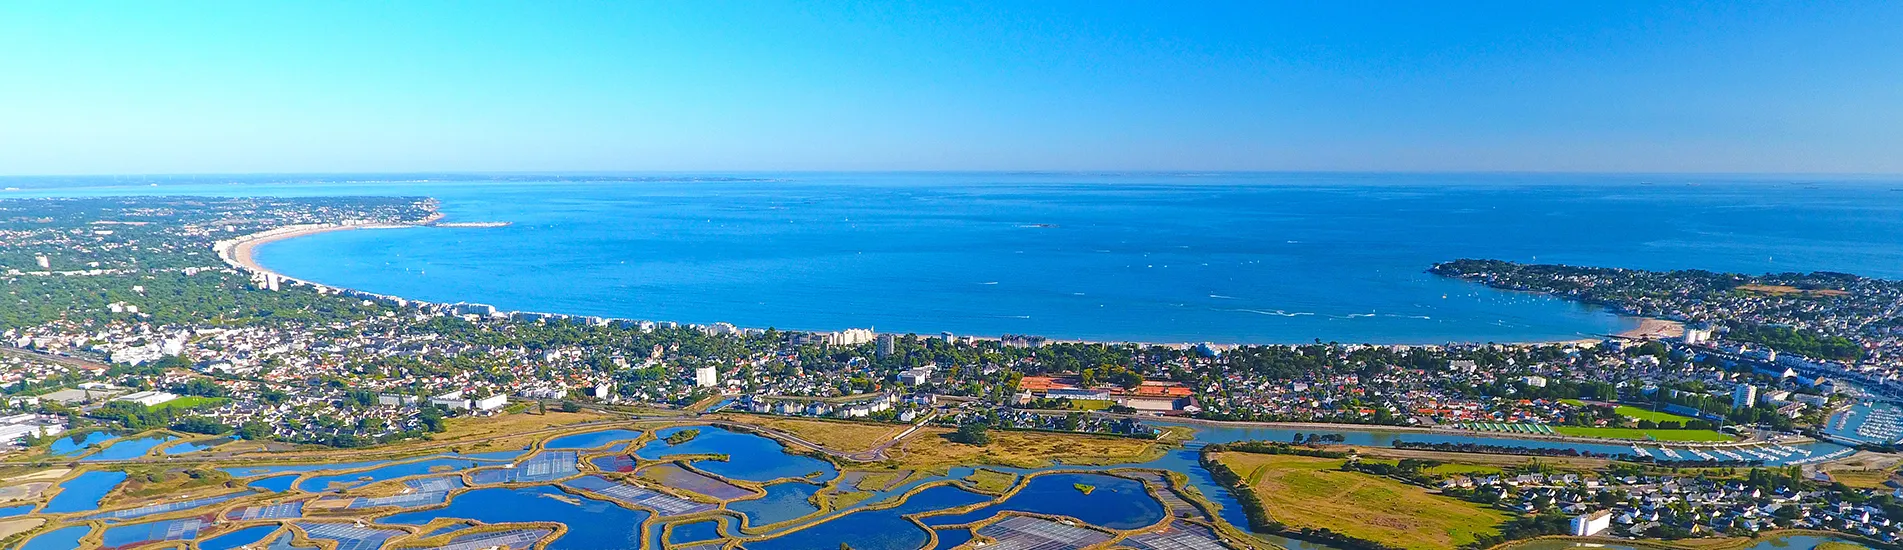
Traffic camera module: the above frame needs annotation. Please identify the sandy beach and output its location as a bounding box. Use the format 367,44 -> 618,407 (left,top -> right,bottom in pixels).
221,221 -> 433,280
1618,317 -> 1685,340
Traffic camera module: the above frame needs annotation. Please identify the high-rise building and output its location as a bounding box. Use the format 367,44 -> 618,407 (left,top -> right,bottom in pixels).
695,366 -> 719,388
1732,384 -> 1758,410
876,334 -> 896,357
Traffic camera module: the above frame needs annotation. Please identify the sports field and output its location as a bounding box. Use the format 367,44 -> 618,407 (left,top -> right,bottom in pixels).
1552,426 -> 1732,442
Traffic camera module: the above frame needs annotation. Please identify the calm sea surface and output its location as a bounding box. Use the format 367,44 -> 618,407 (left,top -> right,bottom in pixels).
13,173 -> 1903,343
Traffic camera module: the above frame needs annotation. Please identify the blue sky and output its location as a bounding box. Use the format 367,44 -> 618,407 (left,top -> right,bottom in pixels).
2,1 -> 1899,174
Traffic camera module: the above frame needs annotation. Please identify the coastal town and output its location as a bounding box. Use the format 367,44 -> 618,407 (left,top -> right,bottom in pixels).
4,196 -> 1903,549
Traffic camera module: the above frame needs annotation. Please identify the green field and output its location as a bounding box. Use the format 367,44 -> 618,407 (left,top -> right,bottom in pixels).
1217,453 -> 1506,550
1612,405 -> 1700,424
149,396 -> 229,411
1067,399 -> 1115,411
1552,426 -> 1731,442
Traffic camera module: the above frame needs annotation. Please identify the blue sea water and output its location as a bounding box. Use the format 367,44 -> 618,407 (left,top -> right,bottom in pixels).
15,173 -> 1903,342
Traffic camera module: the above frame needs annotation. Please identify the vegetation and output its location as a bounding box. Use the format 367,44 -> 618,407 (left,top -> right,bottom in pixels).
949,423 -> 991,445
1612,405 -> 1700,424
1072,482 -> 1095,495
665,429 -> 701,445
962,469 -> 1016,493
889,426 -> 1158,469
109,466 -> 234,501
717,415 -> 906,453
1551,426 -> 1733,442
1212,452 -> 1508,550
1728,324 -> 1863,361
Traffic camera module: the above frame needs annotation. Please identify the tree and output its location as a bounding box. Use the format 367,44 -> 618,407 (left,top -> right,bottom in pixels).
951,423 -> 991,445
560,400 -> 581,413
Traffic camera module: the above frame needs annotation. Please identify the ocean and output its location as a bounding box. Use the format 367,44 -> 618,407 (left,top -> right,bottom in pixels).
12,172 -> 1903,344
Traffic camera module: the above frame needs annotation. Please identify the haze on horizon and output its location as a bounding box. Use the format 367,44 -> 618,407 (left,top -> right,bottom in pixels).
2,1 -> 1900,176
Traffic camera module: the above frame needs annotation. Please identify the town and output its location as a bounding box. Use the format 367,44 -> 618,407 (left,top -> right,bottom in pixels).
5,196 -> 1903,549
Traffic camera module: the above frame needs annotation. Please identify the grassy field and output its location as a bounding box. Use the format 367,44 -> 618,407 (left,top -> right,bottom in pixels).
851,470 -> 907,491
886,427 -> 1161,469
963,468 -> 1017,493
1215,452 -> 1507,550
105,466 -> 233,504
1424,463 -> 1506,477
715,415 -> 907,453
149,396 -> 229,411
1552,426 -> 1732,442
1613,405 -> 1700,424
1068,399 -> 1115,411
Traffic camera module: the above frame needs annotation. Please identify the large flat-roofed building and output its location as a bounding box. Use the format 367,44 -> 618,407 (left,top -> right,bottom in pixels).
1569,510 -> 1612,536
115,390 -> 179,407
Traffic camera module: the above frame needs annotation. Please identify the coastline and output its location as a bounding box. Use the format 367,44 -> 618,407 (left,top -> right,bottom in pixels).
216,211 -> 444,286
217,218 -> 1676,349
225,223 -> 364,278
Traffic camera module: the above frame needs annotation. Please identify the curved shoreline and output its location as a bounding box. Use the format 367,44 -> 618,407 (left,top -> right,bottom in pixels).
215,222 -> 1664,348
215,214 -> 440,292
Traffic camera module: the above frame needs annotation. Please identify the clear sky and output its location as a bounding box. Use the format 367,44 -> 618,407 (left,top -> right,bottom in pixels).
2,1 -> 1900,175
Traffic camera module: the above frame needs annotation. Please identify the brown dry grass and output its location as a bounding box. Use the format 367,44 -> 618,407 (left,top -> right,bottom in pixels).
715,415 -> 907,453
884,428 -> 1161,469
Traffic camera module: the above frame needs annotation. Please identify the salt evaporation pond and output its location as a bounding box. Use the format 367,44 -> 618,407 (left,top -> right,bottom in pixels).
83,434 -> 178,461
162,437 -> 232,455
381,485 -> 652,549
42,470 -> 128,513
297,457 -> 490,491
728,481 -> 823,526
920,472 -> 1164,529
667,518 -> 726,544
636,425 -> 838,482
745,484 -> 995,550
197,525 -> 283,550
19,525 -> 91,550
544,428 -> 644,450
48,431 -> 120,456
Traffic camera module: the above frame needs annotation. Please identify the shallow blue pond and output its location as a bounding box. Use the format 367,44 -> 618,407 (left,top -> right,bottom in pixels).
297,457 -> 488,491
198,525 -> 283,550
746,484 -> 994,550
0,503 -> 33,517
48,431 -> 120,455
380,486 -> 653,550
42,470 -> 128,513
161,437 -> 232,455
636,426 -> 837,482
933,527 -> 974,549
100,517 -> 208,548
20,525 -> 90,550
83,435 -> 178,462
220,458 -> 397,478
249,474 -> 300,492
920,473 -> 1163,530
544,429 -> 644,450
729,482 -> 822,527
667,519 -> 724,544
